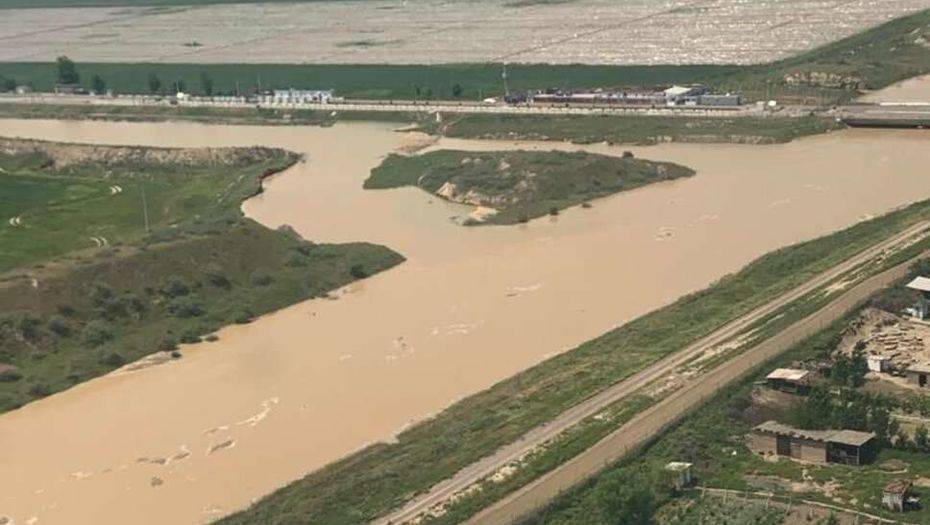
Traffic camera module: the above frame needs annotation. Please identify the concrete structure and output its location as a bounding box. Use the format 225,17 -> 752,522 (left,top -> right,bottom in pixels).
271,89 -> 333,104
664,462 -> 693,491
664,84 -> 708,106
867,355 -> 890,373
905,363 -> 930,388
700,93 -> 742,106
750,421 -> 876,465
882,479 -> 912,512
765,368 -> 812,394
906,276 -> 930,320
54,83 -> 85,95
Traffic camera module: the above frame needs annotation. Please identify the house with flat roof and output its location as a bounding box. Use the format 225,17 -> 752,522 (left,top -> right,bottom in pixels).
765,368 -> 812,394
750,421 -> 876,466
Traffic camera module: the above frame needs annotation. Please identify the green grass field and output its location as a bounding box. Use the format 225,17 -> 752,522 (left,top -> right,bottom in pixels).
217,194 -> 930,524
365,149 -> 694,224
0,0 -> 332,7
0,139 -> 404,412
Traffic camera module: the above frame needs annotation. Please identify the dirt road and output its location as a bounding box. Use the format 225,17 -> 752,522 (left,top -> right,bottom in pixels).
376,220 -> 930,525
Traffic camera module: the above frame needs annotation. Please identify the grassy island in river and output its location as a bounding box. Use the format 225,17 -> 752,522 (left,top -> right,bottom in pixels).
0,138 -> 404,412
365,150 -> 695,225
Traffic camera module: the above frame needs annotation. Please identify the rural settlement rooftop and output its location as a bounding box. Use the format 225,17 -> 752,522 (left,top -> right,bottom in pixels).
906,276 -> 930,292
765,368 -> 810,381
754,421 -> 876,447
907,363 -> 930,374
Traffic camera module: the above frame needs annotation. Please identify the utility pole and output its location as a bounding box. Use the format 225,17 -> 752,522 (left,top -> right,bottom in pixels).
502,64 -> 510,98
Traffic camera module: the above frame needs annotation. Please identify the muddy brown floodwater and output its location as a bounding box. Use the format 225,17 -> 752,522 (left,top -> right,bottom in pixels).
0,118 -> 929,524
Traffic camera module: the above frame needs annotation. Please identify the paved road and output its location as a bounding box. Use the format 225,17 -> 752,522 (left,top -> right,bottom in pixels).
0,93 -> 775,118
375,220 -> 930,525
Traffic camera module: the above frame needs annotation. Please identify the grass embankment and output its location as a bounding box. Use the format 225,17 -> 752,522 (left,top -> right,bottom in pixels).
526,277 -> 930,525
0,0 -> 330,6
364,150 -> 694,225
419,114 -> 843,145
0,139 -> 404,411
3,9 -> 929,103
217,195 -> 930,524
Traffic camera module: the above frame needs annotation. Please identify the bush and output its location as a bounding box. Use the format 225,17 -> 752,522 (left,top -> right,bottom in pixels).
159,335 -> 178,351
17,315 -> 42,340
100,352 -> 125,367
179,329 -> 202,344
161,276 -> 190,298
251,272 -> 273,287
548,206 -> 559,216
204,334 -> 219,342
82,320 -> 114,346
350,264 -> 368,279
622,151 -> 635,158
205,270 -> 231,289
166,296 -> 205,318
234,309 -> 254,324
90,284 -> 114,307
0,365 -> 22,382
27,382 -> 51,397
287,253 -> 308,267
48,315 -> 72,337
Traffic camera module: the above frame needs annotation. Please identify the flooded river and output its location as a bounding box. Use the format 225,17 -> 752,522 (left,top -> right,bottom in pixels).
1,118 -> 929,524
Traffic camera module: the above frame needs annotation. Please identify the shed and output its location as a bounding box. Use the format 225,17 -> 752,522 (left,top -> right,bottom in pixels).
664,462 -> 693,491
906,276 -> 930,319
765,368 -> 812,394
883,479 -> 912,512
750,421 -> 876,465
906,363 -> 930,388
867,355 -> 890,373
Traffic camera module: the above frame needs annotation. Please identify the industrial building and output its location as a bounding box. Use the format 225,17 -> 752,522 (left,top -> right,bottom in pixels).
750,421 -> 876,466
528,84 -> 740,108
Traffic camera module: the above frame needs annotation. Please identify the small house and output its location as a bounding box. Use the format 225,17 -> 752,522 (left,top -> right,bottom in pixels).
882,479 -> 912,512
867,355 -> 891,373
906,276 -> 930,320
750,421 -> 876,466
664,462 -> 693,491
765,368 -> 812,395
906,363 -> 930,388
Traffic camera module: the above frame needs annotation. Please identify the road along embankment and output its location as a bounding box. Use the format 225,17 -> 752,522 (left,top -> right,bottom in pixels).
467,248 -> 929,525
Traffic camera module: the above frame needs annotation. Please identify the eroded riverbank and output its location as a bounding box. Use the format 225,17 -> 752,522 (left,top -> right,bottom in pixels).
1,119 -> 929,524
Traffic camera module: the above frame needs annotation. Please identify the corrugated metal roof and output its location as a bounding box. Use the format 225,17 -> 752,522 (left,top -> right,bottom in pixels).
906,276 -> 930,292
766,368 -> 810,381
753,421 -> 875,447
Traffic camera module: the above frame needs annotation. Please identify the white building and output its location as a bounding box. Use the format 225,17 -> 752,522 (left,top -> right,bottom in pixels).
867,355 -> 890,373
272,89 -> 334,104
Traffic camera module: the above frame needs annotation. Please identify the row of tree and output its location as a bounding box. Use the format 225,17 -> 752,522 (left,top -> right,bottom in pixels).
52,55 -> 217,96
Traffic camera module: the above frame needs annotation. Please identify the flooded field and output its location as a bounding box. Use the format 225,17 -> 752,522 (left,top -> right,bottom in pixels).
1,119 -> 930,524
1,0 -> 929,64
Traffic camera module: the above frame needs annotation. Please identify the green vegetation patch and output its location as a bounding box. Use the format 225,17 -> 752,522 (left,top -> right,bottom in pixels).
420,114 -> 843,145
0,138 -> 404,411
218,194 -> 930,524
365,150 -> 694,225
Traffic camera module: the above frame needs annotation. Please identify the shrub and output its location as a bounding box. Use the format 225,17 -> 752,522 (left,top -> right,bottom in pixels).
251,272 -> 273,287
205,270 -> 231,289
100,352 -> 125,367
90,284 -> 114,307
161,276 -> 190,298
234,309 -> 254,324
548,206 -> 559,216
287,253 -> 308,267
204,334 -> 219,342
82,320 -> 114,346
0,365 -> 22,382
622,150 -> 635,158
179,329 -> 202,344
17,315 -> 42,340
48,315 -> 72,337
166,296 -> 205,318
27,382 -> 51,397
350,264 -> 368,279
159,335 -> 178,351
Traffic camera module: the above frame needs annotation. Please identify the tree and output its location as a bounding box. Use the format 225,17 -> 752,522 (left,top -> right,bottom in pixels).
797,386 -> 833,429
915,424 -> 929,452
148,73 -> 162,94
174,79 -> 186,94
594,471 -> 655,525
91,74 -> 106,95
56,55 -> 79,84
200,71 -> 214,96
0,76 -> 16,92
451,83 -> 463,98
